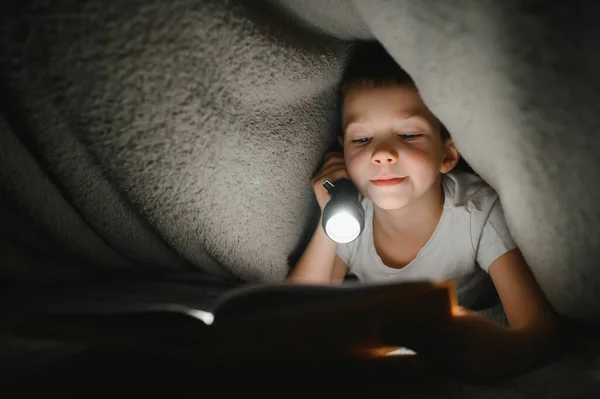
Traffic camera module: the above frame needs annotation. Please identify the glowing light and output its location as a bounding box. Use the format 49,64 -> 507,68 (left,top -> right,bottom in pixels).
324,211 -> 361,243
187,309 -> 214,325
386,347 -> 417,356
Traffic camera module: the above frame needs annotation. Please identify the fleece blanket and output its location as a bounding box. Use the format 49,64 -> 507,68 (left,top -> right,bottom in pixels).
1,0 -> 600,394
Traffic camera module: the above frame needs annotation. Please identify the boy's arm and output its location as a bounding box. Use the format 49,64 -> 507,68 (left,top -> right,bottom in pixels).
391,248 -> 564,379
471,248 -> 564,373
489,248 -> 560,332
287,217 -> 348,284
417,249 -> 564,377
446,197 -> 564,377
288,151 -> 351,284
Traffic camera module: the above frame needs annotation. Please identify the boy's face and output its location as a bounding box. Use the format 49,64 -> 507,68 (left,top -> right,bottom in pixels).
340,85 -> 458,210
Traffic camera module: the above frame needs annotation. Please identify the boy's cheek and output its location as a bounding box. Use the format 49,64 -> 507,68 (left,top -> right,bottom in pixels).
402,148 -> 439,172
343,147 -> 361,162
345,155 -> 360,175
347,160 -> 367,184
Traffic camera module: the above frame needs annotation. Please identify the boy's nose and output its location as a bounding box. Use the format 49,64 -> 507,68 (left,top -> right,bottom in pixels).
371,147 -> 398,165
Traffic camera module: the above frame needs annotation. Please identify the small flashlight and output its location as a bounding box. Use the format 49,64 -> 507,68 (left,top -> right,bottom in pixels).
322,179 -> 365,244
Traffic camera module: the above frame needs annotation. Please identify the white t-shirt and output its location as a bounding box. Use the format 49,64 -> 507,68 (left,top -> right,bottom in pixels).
336,171 -> 517,286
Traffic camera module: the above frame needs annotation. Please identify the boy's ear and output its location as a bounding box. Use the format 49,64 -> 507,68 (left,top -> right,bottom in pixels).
338,135 -> 344,147
440,138 -> 460,174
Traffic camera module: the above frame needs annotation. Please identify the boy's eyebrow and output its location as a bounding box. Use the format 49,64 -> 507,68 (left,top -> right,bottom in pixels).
397,115 -> 431,128
343,113 -> 431,131
342,113 -> 363,131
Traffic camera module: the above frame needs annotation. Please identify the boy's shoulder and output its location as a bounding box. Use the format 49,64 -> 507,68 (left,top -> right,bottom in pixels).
442,170 -> 499,213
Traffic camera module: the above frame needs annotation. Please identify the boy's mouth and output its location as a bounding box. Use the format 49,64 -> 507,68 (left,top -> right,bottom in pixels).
370,176 -> 406,186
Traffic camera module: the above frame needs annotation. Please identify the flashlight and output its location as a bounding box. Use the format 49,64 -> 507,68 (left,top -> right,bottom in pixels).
321,179 -> 365,244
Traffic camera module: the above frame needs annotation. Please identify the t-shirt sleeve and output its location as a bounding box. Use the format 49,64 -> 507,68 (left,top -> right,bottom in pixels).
476,199 -> 518,273
336,242 -> 351,266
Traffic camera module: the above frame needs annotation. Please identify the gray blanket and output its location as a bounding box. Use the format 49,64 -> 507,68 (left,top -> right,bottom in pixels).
1,0 -> 600,394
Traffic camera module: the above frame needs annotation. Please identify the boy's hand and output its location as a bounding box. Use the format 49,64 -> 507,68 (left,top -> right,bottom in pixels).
381,307 -> 564,379
311,152 -> 351,212
380,310 -> 502,377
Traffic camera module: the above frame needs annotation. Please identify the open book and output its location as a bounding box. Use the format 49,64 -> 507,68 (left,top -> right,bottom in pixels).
10,278 -> 458,365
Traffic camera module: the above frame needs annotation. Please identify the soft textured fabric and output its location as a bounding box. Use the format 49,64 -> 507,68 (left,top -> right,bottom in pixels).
337,171 -> 517,283
1,0 -> 598,319
1,1 -> 600,394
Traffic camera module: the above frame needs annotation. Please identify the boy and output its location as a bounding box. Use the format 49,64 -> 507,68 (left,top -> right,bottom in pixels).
287,41 -> 562,378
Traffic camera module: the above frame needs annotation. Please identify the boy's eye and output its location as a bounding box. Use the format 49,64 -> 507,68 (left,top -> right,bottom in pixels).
398,133 -> 422,140
351,137 -> 371,144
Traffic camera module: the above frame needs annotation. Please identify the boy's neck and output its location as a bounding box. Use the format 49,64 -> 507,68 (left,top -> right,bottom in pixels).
372,177 -> 445,239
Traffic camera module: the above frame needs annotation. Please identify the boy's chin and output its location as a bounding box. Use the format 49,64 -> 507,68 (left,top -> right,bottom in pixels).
369,195 -> 412,211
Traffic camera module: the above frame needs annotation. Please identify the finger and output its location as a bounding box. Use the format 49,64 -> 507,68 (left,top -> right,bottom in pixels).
321,156 -> 346,171
313,167 -> 350,186
455,306 -> 475,317
321,155 -> 345,168
316,163 -> 348,180
312,157 -> 344,178
324,151 -> 344,162
313,159 -> 346,178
